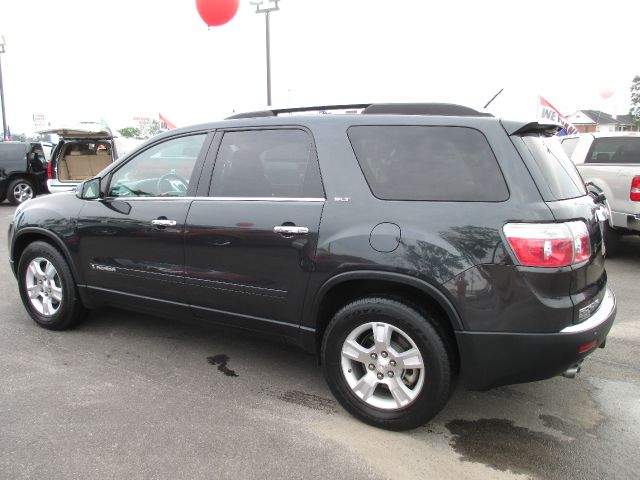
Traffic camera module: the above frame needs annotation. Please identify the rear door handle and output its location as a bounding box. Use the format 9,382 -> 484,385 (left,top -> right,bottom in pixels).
273,226 -> 309,235
151,219 -> 177,227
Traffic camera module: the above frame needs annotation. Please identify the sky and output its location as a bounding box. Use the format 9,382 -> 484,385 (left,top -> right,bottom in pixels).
0,0 -> 638,134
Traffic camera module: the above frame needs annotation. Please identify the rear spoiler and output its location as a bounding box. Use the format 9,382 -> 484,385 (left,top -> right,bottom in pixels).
501,120 -> 561,137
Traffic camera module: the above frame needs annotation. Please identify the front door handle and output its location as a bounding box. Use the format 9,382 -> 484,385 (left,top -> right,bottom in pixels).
151,219 -> 177,227
273,226 -> 309,235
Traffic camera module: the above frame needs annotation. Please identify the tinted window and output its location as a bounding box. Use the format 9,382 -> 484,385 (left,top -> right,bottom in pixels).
347,126 -> 508,201
0,143 -> 27,163
585,137 -> 640,164
109,134 -> 206,197
211,129 -> 324,198
520,135 -> 586,200
559,137 -> 580,158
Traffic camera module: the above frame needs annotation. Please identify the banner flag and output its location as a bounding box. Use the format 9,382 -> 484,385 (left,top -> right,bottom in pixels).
159,113 -> 177,130
538,96 -> 579,136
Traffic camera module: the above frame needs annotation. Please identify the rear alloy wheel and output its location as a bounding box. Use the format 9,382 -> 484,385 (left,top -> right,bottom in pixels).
322,297 -> 453,431
8,178 -> 35,205
17,241 -> 86,330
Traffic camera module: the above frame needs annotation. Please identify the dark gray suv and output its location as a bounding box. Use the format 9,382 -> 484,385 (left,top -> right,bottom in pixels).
8,103 -> 617,430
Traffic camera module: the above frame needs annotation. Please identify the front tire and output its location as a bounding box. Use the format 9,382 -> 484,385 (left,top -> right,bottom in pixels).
17,241 -> 86,330
8,178 -> 36,205
321,297 -> 453,431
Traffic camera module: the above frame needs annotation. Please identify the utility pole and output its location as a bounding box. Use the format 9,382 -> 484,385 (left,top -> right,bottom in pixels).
0,35 -> 7,140
250,0 -> 280,106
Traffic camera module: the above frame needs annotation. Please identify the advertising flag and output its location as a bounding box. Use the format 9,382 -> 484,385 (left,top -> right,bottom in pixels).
159,113 -> 176,131
538,96 -> 579,136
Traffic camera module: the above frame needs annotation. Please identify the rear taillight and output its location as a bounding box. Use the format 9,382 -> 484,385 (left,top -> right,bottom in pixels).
631,176 -> 640,201
503,221 -> 591,267
47,159 -> 55,180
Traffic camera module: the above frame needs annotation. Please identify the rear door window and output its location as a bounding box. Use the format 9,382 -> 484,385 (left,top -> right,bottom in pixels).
585,137 -> 640,164
347,125 -> 508,201
519,135 -> 586,200
210,129 -> 324,198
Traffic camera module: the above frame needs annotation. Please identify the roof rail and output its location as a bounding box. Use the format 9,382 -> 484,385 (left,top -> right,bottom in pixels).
226,102 -> 493,120
226,104 -> 370,119
362,103 -> 493,117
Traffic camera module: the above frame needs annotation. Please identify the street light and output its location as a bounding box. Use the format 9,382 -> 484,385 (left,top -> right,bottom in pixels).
250,0 -> 280,106
0,35 -> 7,141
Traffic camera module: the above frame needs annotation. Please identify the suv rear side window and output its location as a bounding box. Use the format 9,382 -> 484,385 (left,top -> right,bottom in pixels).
586,137 -> 640,164
211,129 -> 324,198
520,135 -> 586,200
347,126 -> 508,201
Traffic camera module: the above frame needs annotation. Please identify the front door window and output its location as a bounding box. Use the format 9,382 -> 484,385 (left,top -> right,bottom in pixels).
109,134 -> 206,197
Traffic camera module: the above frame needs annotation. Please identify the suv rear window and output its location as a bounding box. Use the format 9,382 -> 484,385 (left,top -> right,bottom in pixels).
586,137 -> 640,164
347,126 -> 508,201
520,135 -> 586,200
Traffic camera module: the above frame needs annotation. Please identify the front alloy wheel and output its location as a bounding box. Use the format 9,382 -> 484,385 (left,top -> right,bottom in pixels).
25,257 -> 63,316
17,241 -> 86,330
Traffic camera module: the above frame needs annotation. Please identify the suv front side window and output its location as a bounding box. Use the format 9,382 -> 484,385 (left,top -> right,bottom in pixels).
210,129 -> 324,198
108,134 -> 206,197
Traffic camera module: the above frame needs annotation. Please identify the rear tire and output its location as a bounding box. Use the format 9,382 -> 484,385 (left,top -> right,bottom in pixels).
321,297 -> 453,431
17,241 -> 87,330
8,178 -> 36,205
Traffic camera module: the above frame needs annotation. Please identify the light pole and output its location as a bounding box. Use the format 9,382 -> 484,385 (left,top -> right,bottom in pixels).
250,0 -> 280,106
0,35 -> 7,141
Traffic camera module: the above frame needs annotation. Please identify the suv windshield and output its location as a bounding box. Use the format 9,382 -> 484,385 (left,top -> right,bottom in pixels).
586,137 -> 640,164
520,135 -> 586,200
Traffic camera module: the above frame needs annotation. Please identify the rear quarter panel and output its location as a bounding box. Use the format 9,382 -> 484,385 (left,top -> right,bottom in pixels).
302,117 -> 559,332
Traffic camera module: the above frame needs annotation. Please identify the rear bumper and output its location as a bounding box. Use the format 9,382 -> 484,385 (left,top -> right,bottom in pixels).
457,288 -> 616,390
47,180 -> 78,194
610,210 -> 640,233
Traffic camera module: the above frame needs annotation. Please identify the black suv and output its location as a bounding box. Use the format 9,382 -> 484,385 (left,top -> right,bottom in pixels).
7,104 -> 617,430
0,141 -> 50,204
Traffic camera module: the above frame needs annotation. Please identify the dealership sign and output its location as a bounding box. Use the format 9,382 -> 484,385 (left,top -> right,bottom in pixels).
32,113 -> 48,130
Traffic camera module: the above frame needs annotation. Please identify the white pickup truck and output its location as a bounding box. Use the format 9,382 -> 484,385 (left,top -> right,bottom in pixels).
560,132 -> 640,254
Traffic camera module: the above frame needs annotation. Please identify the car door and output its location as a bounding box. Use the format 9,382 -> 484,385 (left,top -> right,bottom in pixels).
184,127 -> 325,335
76,132 -> 211,314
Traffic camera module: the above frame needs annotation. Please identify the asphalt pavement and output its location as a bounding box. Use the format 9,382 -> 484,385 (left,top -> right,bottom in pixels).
1,202 -> 639,480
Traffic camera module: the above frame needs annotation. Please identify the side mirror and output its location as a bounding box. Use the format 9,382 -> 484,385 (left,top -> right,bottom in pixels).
77,177 -> 101,200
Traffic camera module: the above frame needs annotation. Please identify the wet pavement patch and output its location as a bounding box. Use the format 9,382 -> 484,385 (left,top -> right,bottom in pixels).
207,354 -> 239,377
446,418 -> 590,479
278,390 -> 338,414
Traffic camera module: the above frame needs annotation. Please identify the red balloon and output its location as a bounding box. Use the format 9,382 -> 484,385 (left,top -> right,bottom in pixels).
599,88 -> 615,100
195,0 -> 239,27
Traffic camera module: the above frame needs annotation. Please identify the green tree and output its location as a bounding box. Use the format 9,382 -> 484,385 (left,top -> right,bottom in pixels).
118,127 -> 141,138
630,74 -> 640,125
142,119 -> 161,138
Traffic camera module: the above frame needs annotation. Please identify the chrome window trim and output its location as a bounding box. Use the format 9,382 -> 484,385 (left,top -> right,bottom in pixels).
102,196 -> 325,202
197,197 -> 325,202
